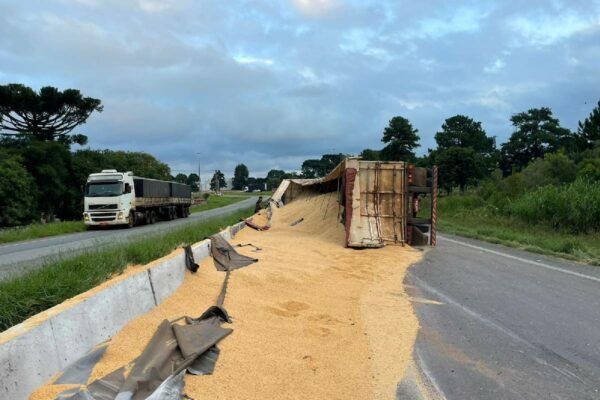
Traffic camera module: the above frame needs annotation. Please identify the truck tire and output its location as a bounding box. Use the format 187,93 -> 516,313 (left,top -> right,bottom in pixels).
147,210 -> 156,224
127,212 -> 135,228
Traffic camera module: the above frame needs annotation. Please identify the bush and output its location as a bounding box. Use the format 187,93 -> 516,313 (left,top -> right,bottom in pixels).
202,192 -> 210,200
508,179 -> 600,233
578,158 -> 600,181
0,151 -> 37,226
521,152 -> 576,188
438,194 -> 486,214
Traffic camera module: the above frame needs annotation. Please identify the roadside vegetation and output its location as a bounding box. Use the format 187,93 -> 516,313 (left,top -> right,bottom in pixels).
431,192 -> 600,265
0,221 -> 86,244
0,206 -> 254,332
190,194 -> 248,213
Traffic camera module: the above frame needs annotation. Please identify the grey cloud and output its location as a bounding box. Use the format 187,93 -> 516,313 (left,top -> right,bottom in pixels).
1,0 -> 599,178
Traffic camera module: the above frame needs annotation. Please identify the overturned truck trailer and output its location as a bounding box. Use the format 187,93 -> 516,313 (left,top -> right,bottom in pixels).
271,157 -> 438,248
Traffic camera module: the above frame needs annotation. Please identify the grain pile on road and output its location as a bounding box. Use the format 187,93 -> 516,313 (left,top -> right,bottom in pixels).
31,192 -> 422,400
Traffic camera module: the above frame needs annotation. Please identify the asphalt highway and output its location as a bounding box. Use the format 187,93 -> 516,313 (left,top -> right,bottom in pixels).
0,197 -> 256,281
402,234 -> 600,400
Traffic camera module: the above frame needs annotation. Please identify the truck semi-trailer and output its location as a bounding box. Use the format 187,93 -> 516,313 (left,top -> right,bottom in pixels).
83,169 -> 192,228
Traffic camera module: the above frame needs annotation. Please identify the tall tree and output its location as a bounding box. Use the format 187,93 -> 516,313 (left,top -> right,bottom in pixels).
174,173 -> 188,184
434,115 -> 496,154
380,116 -> 420,162
210,170 -> 226,191
433,115 -> 498,174
300,159 -> 320,178
500,107 -> 574,173
301,153 -> 346,178
436,147 -> 486,193
577,100 -> 600,150
232,163 -> 249,190
187,173 -> 200,192
359,148 -> 380,161
0,150 -> 37,226
266,169 -> 285,190
0,84 -> 103,145
20,141 -> 76,220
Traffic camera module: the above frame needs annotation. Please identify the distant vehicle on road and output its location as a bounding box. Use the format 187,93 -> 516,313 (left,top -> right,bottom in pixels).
83,170 -> 192,228
244,183 -> 267,192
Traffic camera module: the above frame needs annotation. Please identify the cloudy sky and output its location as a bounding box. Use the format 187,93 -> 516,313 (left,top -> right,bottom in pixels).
1,0 -> 599,180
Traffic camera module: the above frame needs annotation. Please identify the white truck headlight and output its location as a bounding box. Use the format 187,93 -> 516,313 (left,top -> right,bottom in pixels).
117,211 -> 124,219
83,213 -> 90,221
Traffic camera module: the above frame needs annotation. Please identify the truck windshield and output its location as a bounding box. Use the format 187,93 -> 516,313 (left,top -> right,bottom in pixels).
86,182 -> 123,197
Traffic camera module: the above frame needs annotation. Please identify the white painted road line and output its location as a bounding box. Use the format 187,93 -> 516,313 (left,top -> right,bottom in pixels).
438,235 -> 600,284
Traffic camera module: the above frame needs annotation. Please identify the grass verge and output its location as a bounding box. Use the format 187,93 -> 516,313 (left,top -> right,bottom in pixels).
427,196 -> 600,265
0,221 -> 86,245
0,206 -> 254,332
190,195 -> 249,213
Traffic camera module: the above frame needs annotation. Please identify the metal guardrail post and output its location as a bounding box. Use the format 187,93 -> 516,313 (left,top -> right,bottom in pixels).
431,165 -> 438,246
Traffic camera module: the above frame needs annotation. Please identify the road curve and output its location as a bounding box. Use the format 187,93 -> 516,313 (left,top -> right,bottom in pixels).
403,233 -> 600,400
0,197 -> 257,281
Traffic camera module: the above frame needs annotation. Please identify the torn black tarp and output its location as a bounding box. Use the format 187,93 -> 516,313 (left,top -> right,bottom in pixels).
56,306 -> 232,400
210,235 -> 258,272
184,245 -> 199,273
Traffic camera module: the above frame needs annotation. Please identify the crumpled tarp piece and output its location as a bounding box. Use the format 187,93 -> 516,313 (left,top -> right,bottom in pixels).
56,306 -> 232,400
210,235 -> 258,272
184,245 -> 199,272
55,344 -> 108,385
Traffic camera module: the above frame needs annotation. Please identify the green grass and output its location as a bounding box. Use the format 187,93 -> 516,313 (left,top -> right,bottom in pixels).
0,206 -> 254,332
428,195 -> 600,265
190,195 -> 249,213
0,221 -> 87,244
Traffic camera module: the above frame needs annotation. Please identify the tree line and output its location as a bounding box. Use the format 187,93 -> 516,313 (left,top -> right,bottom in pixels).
282,102 -> 600,194
240,101 -> 599,194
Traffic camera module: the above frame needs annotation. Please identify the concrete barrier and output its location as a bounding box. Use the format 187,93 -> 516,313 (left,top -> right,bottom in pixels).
0,221 -> 246,400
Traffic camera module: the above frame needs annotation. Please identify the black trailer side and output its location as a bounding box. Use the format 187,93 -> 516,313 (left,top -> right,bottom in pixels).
132,177 -> 192,224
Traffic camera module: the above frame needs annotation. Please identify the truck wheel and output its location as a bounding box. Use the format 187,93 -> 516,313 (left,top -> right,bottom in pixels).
151,211 -> 157,224
127,212 -> 135,228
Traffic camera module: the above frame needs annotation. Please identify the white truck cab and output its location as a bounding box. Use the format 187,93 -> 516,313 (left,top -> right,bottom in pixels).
83,170 -> 135,227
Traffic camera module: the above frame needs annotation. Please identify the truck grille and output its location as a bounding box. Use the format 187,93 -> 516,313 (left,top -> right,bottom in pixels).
89,204 -> 118,210
90,212 -> 117,222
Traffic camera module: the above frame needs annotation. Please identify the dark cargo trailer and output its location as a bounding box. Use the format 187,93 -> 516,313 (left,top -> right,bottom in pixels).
170,182 -> 192,198
84,170 -> 193,229
133,177 -> 171,198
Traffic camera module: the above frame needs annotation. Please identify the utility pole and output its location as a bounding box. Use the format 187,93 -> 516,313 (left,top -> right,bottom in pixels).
196,152 -> 201,193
